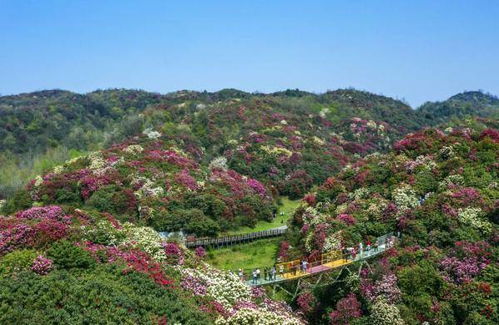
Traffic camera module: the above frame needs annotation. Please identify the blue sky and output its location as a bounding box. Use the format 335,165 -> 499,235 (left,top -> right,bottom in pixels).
1,0 -> 498,106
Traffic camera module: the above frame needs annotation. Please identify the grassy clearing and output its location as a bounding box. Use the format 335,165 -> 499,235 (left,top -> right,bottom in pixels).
205,237 -> 281,271
222,197 -> 301,236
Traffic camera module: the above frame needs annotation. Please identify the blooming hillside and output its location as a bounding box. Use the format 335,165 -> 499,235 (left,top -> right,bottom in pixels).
1,88 -> 420,199
0,205 -> 304,324
287,127 -> 498,324
4,136 -> 275,237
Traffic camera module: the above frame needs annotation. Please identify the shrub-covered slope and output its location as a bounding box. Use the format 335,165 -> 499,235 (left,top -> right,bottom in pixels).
0,206 -> 304,324
0,88 -> 422,199
3,135 -> 276,237
287,126 -> 498,324
417,91 -> 499,126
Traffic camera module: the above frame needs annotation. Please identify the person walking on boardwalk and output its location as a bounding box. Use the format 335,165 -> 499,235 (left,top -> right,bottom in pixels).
264,268 -> 268,281
256,268 -> 261,283
359,242 -> 363,257
342,247 -> 348,262
271,266 -> 276,280
279,264 -> 284,277
238,268 -> 244,281
252,270 -> 257,284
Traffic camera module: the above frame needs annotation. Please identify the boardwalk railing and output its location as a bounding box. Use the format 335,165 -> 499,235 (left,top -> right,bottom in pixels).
185,227 -> 287,248
243,232 -> 397,287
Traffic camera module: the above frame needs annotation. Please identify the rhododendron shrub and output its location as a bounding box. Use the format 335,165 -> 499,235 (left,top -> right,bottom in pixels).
289,128 -> 498,324
329,293 -> 362,324
31,255 -> 53,275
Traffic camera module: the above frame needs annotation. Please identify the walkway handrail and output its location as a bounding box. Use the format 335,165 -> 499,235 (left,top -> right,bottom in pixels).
244,232 -> 397,287
185,226 -> 288,248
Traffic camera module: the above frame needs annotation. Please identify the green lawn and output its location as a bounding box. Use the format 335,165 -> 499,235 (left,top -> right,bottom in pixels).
205,237 -> 281,271
222,197 -> 301,236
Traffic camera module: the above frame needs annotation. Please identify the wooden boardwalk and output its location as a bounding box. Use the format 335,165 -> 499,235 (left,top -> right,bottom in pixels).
245,233 -> 395,287
185,226 -> 287,248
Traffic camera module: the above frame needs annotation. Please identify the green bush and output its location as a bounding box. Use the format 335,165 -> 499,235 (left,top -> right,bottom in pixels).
0,249 -> 38,275
0,265 -> 213,324
47,240 -> 95,270
184,209 -> 221,237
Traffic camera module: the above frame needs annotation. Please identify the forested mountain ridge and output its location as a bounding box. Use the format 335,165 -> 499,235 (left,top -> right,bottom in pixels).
418,91 -> 499,126
0,88 -> 420,199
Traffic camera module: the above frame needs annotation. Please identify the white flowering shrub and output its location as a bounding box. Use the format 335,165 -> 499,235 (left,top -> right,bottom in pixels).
349,187 -> 370,200
302,207 -> 326,226
438,145 -> 455,160
143,128 -> 162,139
122,223 -> 166,261
370,298 -> 405,325
183,267 -> 251,308
458,207 -> 492,234
82,220 -> 126,246
323,232 -> 342,252
87,152 -> 107,170
392,185 -> 419,212
438,174 -> 464,190
123,144 -> 144,155
132,177 -> 164,199
215,308 -> 303,325
209,156 -> 228,170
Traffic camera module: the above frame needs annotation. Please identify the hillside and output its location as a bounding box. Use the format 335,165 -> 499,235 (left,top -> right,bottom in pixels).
284,127 -> 499,324
0,88 -> 419,199
0,206 -> 304,324
417,91 -> 499,126
1,89 -> 498,324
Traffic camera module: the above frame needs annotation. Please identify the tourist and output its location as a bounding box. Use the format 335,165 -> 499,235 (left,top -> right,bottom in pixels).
238,268 -> 244,281
303,260 -> 308,272
256,268 -> 261,282
342,247 -> 348,262
252,270 -> 257,284
359,242 -> 363,256
271,266 -> 277,280
279,264 -> 284,276
264,268 -> 268,281
373,241 -> 378,252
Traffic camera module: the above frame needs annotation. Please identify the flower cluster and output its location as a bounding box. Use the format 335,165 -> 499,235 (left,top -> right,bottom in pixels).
392,185 -> 419,212
330,293 -> 362,325
369,298 -> 404,325
457,207 -> 492,234
31,255 -> 53,275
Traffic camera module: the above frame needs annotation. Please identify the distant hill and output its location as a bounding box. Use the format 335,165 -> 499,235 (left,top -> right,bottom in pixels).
1,88 -> 497,199
417,90 -> 499,125
0,88 -> 422,198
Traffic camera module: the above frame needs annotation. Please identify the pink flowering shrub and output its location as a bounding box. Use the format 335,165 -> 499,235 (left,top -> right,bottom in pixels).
194,246 -> 206,259
0,224 -> 34,255
15,206 -> 65,221
439,241 -> 491,283
296,292 -> 316,315
278,241 -> 290,260
329,293 -> 362,324
31,255 -> 53,275
337,213 -> 356,226
247,178 -> 267,197
174,169 -> 199,191
181,275 -> 207,295
164,242 -> 185,265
